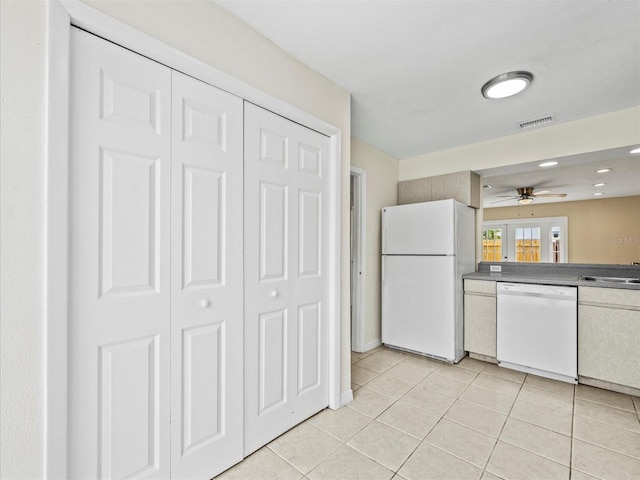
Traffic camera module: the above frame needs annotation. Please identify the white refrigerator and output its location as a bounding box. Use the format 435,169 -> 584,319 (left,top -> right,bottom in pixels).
381,199 -> 475,363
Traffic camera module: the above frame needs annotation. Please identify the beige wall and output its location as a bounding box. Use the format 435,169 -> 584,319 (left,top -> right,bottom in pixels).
484,196 -> 640,264
399,107 -> 640,180
0,2 -> 350,478
351,137 -> 400,349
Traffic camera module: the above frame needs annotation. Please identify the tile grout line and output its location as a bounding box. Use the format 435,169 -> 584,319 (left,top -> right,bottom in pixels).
570,381 -> 576,476
265,427 -> 342,478
480,370 -> 530,478
351,353 -> 479,478
221,349 -> 637,480
391,360 -> 485,477
573,398 -> 640,433
329,354 -> 419,478
351,349 -> 639,479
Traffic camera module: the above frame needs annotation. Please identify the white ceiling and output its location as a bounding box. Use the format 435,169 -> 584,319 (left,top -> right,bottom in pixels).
216,0 -> 640,204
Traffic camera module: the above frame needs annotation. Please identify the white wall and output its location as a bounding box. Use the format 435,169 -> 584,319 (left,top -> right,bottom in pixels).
351,137 -> 399,349
399,107 -> 640,180
0,2 -> 350,478
0,2 -> 48,478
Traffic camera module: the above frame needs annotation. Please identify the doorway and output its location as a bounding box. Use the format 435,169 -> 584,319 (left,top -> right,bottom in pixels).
350,167 -> 366,353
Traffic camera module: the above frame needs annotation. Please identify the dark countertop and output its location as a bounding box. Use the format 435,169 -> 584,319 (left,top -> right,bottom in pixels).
463,263 -> 640,290
463,271 -> 580,286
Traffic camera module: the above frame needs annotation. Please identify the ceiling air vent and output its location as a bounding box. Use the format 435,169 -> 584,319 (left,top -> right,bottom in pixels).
519,115 -> 554,130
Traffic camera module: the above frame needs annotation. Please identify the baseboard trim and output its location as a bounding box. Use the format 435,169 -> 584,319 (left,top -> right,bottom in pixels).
364,339 -> 382,351
579,376 -> 640,397
339,389 -> 353,407
469,352 -> 498,364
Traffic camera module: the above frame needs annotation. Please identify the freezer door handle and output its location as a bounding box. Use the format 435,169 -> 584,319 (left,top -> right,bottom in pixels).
382,226 -> 387,253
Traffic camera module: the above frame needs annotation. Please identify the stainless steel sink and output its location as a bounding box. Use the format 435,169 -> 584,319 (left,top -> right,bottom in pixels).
581,276 -> 640,284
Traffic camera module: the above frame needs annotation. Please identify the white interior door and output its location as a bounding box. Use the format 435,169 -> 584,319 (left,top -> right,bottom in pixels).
68,27 -> 171,479
69,28 -> 245,480
170,71 -> 244,478
243,103 -> 330,455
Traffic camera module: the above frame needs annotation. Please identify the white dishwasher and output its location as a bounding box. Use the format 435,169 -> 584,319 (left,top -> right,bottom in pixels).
497,282 -> 578,384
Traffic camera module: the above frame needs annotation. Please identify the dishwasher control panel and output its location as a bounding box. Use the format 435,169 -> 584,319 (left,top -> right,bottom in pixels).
497,282 -> 577,300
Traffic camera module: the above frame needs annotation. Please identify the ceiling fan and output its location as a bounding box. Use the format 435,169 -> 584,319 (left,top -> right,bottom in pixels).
492,186 -> 567,205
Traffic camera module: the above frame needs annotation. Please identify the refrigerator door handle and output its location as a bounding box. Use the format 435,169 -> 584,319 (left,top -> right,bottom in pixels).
381,256 -> 386,285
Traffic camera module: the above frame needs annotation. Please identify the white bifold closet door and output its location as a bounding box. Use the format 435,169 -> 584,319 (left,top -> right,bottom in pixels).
170,72 -> 243,478
68,27 -> 243,479
243,103 -> 330,455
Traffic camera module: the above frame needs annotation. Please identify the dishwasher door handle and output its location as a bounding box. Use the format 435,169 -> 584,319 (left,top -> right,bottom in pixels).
513,292 -> 546,297
500,290 -> 576,300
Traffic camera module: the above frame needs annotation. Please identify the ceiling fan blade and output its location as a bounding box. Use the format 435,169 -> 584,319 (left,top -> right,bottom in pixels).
491,197 -> 519,204
532,189 -> 552,196
495,195 -> 519,198
535,193 -> 567,197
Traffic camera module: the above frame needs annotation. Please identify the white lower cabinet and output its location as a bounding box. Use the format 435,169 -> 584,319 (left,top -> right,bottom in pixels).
68,27 -> 329,479
578,286 -> 640,390
463,280 -> 497,358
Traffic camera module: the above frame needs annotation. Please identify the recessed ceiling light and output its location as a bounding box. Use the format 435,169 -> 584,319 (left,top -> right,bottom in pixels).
481,71 -> 534,99
539,161 -> 558,167
596,168 -> 611,173
592,183 -> 606,187
593,192 -> 604,196
630,147 -> 640,154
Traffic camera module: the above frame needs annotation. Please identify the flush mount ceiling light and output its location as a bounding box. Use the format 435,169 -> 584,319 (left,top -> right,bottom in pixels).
593,183 -> 606,187
593,192 -> 604,196
596,168 -> 611,173
481,71 -> 534,99
539,161 -> 558,167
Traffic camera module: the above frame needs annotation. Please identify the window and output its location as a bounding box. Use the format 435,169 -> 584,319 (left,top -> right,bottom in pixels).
483,217 -> 568,263
515,226 -> 541,262
482,227 -> 505,262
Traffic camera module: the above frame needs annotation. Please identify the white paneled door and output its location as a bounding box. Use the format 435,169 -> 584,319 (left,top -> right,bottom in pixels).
68,27 -> 243,479
170,72 -> 244,478
69,28 -> 172,479
243,103 -> 330,455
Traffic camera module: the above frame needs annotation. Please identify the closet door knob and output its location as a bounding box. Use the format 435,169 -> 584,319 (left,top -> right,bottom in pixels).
270,290 -> 279,298
200,299 -> 211,308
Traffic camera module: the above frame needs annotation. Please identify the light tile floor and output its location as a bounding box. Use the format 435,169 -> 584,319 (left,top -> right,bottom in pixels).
216,346 -> 640,480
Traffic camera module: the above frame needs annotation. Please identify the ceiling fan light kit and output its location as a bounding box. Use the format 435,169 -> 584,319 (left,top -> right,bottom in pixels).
492,186 -> 568,205
481,71 -> 534,99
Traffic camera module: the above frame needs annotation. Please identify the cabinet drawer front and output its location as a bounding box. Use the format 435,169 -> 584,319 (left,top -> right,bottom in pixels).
464,279 -> 496,295
578,305 -> 640,389
579,286 -> 640,309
